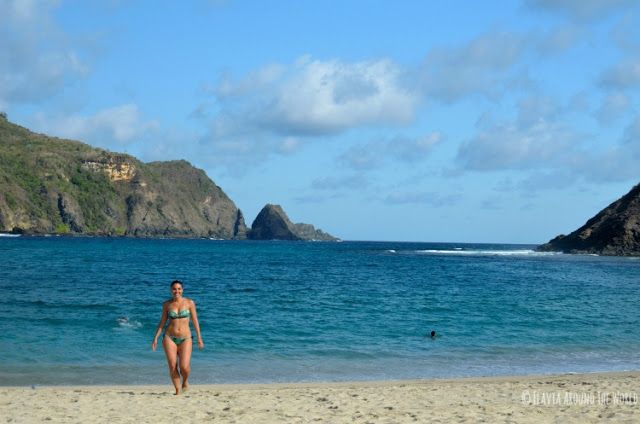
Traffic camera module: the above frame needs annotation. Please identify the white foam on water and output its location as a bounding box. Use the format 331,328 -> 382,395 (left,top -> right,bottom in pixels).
413,249 -> 563,257
115,316 -> 142,329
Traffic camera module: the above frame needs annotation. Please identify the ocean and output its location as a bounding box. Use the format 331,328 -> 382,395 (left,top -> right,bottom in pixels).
1,237 -> 639,386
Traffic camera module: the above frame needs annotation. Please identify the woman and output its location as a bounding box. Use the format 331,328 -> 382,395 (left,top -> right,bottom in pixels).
152,280 -> 204,395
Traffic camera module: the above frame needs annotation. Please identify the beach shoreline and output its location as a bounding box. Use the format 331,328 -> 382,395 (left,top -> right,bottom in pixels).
2,371 -> 638,423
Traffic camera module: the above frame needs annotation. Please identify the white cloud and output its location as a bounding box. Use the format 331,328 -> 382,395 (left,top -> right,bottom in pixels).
553,114 -> 640,183
623,114 -> 640,145
293,193 -> 344,204
610,13 -> 640,51
417,26 -> 594,104
526,0 -> 637,21
212,56 -> 419,137
457,101 -> 578,171
387,133 -> 442,163
516,95 -> 560,127
338,142 -> 385,171
278,137 -> 301,154
193,132 -> 296,176
600,58 -> 640,89
384,191 -> 460,206
415,26 -> 594,105
1,0 -> 49,25
32,104 -> 159,147
458,96 -> 640,184
419,31 -> 529,102
516,171 -> 578,192
338,132 -> 442,171
214,63 -> 286,99
195,27 -> 603,175
536,24 -> 583,54
196,25 -> 595,175
568,91 -> 591,112
311,174 -> 369,191
194,55 -> 426,174
0,0 -> 90,105
596,92 -> 631,124
458,121 -> 575,170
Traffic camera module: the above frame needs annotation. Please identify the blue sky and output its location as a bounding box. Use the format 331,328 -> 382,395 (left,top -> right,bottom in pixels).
2,0 -> 640,243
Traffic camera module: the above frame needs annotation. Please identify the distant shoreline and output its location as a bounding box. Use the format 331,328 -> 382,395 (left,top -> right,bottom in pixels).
0,233 -> 537,244
0,232 -> 342,242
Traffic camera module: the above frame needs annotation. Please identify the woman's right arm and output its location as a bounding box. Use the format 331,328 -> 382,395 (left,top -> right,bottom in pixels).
151,302 -> 168,351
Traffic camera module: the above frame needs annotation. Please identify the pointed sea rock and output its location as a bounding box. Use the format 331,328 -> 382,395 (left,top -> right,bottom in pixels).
537,182 -> 640,256
248,204 -> 337,241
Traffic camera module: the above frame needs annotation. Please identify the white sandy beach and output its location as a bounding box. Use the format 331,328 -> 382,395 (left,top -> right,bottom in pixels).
1,372 -> 638,423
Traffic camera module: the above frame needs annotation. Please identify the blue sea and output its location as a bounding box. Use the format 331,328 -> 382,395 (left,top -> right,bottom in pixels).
1,237 -> 639,386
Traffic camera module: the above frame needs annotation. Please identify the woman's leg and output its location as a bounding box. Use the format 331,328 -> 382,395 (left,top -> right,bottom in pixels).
177,338 -> 193,390
162,335 -> 181,395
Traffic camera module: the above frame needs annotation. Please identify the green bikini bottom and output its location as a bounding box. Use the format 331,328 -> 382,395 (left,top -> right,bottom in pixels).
165,334 -> 191,345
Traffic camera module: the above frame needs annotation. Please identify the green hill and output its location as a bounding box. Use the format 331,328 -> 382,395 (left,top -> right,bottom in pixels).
0,115 -> 247,238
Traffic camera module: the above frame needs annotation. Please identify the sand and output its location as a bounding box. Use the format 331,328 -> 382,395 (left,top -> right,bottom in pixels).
1,372 -> 638,423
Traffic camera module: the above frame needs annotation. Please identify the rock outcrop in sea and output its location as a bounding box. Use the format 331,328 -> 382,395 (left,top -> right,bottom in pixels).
0,116 -> 247,238
537,182 -> 640,256
248,204 -> 338,241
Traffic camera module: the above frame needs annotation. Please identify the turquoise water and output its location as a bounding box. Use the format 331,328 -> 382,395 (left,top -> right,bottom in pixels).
1,237 -> 639,385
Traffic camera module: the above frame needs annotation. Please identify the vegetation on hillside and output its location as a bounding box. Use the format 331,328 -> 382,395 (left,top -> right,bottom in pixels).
0,116 -> 246,238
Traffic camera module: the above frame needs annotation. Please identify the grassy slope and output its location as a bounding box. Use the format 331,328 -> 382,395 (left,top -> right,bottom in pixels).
0,116 -> 247,237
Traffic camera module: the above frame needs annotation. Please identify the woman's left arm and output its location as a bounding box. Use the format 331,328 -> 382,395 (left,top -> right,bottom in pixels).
190,299 -> 204,350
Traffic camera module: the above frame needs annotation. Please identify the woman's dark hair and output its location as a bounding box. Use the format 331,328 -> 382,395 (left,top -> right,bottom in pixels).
170,280 -> 183,288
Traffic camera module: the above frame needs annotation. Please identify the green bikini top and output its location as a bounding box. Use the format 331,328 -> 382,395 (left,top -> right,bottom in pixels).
168,309 -> 190,319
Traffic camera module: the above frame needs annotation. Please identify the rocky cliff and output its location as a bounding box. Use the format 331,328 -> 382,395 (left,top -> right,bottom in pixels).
537,183 -> 640,256
0,116 -> 247,238
248,204 -> 337,241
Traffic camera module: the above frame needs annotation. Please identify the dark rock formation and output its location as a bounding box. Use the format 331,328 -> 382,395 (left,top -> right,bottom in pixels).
0,118 -> 247,238
537,183 -> 640,256
248,204 -> 301,240
233,209 -> 248,239
293,223 -> 337,241
123,160 -> 247,238
248,204 -> 338,241
57,193 -> 84,233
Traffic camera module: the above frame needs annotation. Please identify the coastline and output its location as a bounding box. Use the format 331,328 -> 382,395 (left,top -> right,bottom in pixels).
2,371 -> 638,423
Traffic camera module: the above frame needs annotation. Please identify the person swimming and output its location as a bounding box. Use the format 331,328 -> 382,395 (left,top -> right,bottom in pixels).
430,330 -> 437,339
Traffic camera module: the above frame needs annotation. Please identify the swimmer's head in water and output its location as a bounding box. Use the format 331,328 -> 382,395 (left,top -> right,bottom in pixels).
430,330 -> 436,338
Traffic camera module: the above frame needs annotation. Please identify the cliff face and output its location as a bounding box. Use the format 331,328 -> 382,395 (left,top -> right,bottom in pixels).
537,183 -> 640,256
248,204 -> 337,241
0,117 -> 247,238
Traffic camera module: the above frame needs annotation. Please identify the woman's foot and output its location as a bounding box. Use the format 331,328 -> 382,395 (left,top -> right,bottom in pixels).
181,383 -> 189,393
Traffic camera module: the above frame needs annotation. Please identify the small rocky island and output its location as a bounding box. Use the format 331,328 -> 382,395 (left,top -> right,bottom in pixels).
537,183 -> 640,256
0,115 -> 336,241
248,204 -> 338,241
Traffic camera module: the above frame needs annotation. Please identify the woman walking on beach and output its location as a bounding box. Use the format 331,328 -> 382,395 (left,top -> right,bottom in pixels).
152,280 -> 204,395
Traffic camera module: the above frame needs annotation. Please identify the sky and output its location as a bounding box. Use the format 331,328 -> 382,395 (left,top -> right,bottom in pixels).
2,0 -> 640,243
